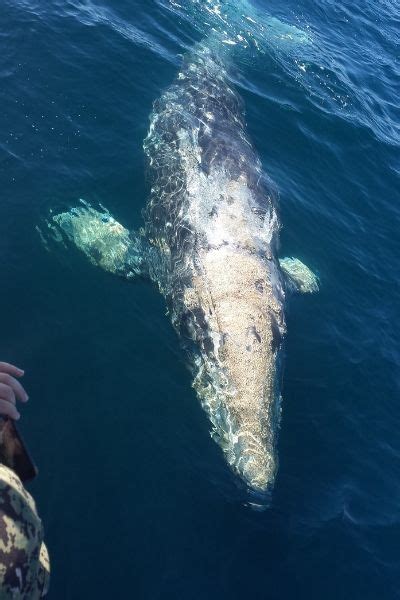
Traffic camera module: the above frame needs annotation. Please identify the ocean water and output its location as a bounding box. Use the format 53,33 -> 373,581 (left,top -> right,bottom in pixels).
1,0 -> 399,598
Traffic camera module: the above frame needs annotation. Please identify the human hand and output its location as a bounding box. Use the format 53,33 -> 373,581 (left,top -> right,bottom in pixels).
0,362 -> 29,420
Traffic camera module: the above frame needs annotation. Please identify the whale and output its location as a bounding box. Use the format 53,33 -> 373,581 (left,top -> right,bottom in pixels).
49,44 -> 318,498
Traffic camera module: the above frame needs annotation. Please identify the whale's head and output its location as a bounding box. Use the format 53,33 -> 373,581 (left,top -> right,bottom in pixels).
184,245 -> 286,496
193,331 -> 283,495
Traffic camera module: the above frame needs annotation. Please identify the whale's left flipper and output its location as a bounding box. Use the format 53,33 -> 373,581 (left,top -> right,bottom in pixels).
279,257 -> 319,293
51,201 -> 145,279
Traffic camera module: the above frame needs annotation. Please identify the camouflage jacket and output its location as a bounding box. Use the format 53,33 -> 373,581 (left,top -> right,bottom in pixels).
0,464 -> 49,599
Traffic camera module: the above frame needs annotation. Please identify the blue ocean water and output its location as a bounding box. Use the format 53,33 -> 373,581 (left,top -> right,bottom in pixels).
1,0 -> 399,598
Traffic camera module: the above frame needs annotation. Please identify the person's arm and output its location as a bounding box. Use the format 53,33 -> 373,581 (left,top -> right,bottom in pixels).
0,362 -> 29,420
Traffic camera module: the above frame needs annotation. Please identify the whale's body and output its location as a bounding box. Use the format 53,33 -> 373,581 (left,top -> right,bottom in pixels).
51,45 -> 317,497
143,48 -> 285,492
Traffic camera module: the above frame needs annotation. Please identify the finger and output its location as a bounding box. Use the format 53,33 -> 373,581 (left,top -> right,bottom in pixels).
0,383 -> 16,406
0,374 -> 28,403
0,362 -> 24,377
0,399 -> 20,420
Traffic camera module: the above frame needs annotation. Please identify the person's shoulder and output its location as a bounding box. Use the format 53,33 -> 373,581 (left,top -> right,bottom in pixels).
0,463 -> 39,514
0,463 -> 49,597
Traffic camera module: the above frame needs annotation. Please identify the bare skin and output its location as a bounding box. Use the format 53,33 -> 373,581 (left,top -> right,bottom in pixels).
0,362 -> 29,420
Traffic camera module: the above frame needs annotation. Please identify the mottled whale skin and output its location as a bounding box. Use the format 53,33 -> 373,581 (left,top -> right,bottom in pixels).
51,45 -> 318,497
144,47 -> 285,494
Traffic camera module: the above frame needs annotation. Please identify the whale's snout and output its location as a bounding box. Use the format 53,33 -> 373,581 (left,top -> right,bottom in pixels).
234,432 -> 278,493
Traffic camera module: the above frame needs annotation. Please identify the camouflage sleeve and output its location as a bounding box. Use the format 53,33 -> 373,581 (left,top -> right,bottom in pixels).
0,464 -> 50,599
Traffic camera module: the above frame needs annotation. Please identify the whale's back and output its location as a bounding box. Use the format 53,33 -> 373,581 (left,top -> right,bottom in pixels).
143,46 -> 279,286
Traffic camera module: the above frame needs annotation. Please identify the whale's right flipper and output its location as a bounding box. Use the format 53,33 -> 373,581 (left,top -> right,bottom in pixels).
279,257 -> 319,293
49,201 -> 145,279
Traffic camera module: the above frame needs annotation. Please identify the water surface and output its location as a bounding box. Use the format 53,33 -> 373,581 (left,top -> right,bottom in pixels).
0,0 -> 399,598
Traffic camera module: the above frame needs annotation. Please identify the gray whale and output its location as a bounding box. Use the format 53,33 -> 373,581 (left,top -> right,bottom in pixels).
51,45 -> 318,496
